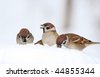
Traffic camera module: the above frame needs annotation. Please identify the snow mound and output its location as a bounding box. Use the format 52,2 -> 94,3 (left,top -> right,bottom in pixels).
0,44 -> 100,64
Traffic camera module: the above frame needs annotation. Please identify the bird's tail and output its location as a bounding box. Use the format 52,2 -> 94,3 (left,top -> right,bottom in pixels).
90,42 -> 100,44
34,40 -> 43,45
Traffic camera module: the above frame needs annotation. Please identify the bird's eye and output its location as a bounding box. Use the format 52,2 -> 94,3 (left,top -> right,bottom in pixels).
46,27 -> 50,29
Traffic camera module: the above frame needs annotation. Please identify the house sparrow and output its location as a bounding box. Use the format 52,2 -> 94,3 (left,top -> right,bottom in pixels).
35,22 -> 59,46
56,33 -> 100,50
16,28 -> 34,45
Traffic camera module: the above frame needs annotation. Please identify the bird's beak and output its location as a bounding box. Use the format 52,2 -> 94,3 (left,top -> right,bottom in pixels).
40,24 -> 44,29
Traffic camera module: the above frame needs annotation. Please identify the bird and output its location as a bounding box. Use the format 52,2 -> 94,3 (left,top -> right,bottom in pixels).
56,33 -> 100,50
16,28 -> 34,45
35,22 -> 59,46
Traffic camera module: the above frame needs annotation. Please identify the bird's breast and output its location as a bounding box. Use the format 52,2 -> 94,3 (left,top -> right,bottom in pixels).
42,32 -> 58,46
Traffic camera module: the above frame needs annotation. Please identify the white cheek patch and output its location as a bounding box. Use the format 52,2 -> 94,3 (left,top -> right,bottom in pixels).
26,34 -> 30,40
26,37 -> 28,41
62,40 -> 66,44
62,36 -> 69,47
63,41 -> 68,48
62,40 -> 67,46
19,37 -> 24,44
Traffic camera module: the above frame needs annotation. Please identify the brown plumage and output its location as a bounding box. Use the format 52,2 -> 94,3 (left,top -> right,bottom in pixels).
35,22 -> 59,46
16,28 -> 34,45
56,33 -> 100,50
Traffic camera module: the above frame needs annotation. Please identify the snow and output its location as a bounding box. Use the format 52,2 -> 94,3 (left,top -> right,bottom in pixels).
0,44 -> 100,64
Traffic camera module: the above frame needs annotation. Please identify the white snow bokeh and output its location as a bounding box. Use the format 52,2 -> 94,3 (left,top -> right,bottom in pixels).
0,0 -> 100,64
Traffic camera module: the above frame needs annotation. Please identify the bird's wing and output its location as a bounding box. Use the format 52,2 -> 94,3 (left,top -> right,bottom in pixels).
67,33 -> 92,44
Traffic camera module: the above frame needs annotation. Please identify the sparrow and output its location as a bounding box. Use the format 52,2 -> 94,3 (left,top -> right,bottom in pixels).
56,33 -> 100,50
16,28 -> 34,45
35,22 -> 59,46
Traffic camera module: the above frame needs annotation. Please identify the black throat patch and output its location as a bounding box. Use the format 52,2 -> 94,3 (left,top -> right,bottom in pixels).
43,28 -> 45,33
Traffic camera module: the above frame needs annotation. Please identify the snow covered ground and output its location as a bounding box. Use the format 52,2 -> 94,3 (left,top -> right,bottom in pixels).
0,44 -> 100,64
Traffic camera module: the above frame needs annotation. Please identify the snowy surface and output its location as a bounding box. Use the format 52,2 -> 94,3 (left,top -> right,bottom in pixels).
0,44 -> 100,64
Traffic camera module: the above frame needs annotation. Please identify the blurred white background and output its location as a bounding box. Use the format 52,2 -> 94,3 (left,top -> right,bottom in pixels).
0,0 -> 65,45
0,0 -> 100,45
0,0 -> 100,64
